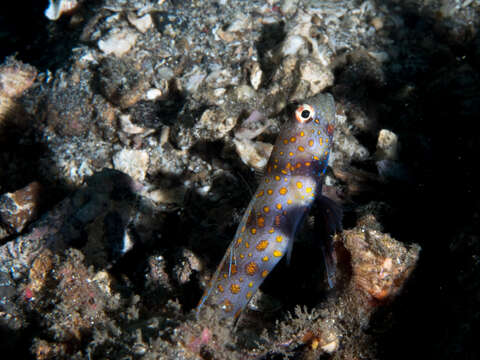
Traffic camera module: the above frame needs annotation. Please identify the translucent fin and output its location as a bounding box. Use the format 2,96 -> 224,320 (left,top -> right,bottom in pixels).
316,195 -> 343,288
317,195 -> 343,235
286,230 -> 295,265
320,237 -> 336,288
284,206 -> 309,266
253,168 -> 265,184
237,171 -> 255,198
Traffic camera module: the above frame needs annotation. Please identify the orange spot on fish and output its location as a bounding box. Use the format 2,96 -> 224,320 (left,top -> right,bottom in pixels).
230,283 -> 241,294
245,262 -> 258,275
223,299 -> 233,312
257,216 -> 265,227
256,240 -> 269,251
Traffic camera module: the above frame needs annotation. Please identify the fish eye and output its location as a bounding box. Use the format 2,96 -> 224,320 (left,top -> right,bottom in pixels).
295,104 -> 315,124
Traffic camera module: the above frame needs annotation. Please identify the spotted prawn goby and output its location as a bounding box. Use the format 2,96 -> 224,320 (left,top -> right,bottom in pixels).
197,93 -> 340,320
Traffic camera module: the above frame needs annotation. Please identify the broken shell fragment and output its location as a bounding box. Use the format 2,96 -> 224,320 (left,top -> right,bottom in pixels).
98,29 -> 138,57
376,129 -> 399,161
249,62 -> 263,90
0,182 -> 43,235
45,0 -> 81,21
234,110 -> 269,140
112,149 -> 149,182
127,13 -> 153,34
233,138 -> 273,171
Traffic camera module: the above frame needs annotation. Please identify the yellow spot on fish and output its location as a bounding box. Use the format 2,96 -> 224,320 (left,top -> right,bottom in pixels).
305,162 -> 311,166
256,190 -> 264,198
262,256 -> 269,262
223,273 -> 228,279
308,140 -> 314,147
290,137 -> 296,143
306,187 -> 312,193
230,264 -> 237,275
248,281 -> 254,287
236,237 -> 242,246
267,189 -> 273,195
273,250 -> 282,257
248,252 -> 252,257
281,169 -> 288,175
256,240 -> 269,251
287,199 -> 292,204
240,254 -> 245,259
296,163 -> 302,168
325,151 -> 329,156
262,270 -> 268,278
276,235 -> 283,242
245,262 -> 258,275
275,175 -> 281,181
283,139 -> 289,145
246,291 -> 252,299
230,284 -> 241,294
279,151 -> 284,156
265,178 -> 270,183
268,227 -> 275,233
296,181 -> 303,189
315,119 -> 320,124
319,137 -> 323,144
263,206 -> 270,213
313,156 -> 320,160
241,226 -> 246,233
245,241 -> 250,248
274,159 -> 279,163
217,284 -> 224,292
276,203 -> 282,210
300,131 -> 305,137
279,187 -> 287,195
239,277 -> 244,282
289,151 -> 294,156
298,146 -> 305,152
251,228 -> 257,235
